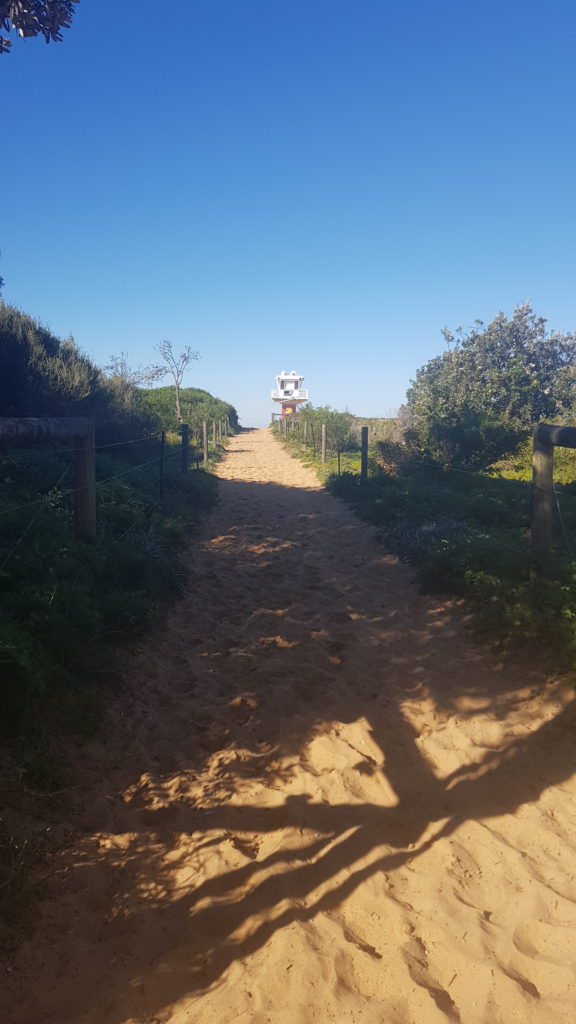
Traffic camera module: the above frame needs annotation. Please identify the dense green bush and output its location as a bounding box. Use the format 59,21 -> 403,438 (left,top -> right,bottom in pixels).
140,385 -> 238,435
404,304 -> 576,469
273,404 -> 357,463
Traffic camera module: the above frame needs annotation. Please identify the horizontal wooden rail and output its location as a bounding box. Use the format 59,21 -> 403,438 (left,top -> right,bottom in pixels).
0,416 -> 93,444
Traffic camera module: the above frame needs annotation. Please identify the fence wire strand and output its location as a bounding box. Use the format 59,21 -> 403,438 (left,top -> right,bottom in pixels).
0,447 -> 181,517
553,483 -> 576,561
0,461 -> 73,572
0,432 -> 164,458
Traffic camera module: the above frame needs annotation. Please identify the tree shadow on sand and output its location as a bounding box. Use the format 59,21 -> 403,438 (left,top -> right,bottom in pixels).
9,464 -> 576,1023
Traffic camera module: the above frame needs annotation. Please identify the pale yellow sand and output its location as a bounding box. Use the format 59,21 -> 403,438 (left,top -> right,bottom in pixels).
4,427 -> 576,1024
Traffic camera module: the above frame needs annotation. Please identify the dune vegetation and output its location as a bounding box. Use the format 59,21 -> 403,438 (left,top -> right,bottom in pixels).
274,305 -> 576,664
0,305 -> 237,775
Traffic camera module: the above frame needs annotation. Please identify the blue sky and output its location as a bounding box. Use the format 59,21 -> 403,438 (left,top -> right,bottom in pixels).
2,0 -> 575,425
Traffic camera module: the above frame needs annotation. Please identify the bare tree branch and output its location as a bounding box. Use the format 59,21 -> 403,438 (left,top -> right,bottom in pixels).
155,340 -> 200,424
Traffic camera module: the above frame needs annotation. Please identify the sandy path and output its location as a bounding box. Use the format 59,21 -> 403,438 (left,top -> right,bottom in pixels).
4,428 -> 576,1024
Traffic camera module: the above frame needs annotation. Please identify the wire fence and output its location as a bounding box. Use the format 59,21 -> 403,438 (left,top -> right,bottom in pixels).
0,439 -> 174,517
0,419 -> 230,571
273,416 -> 576,584
4,431 -> 165,458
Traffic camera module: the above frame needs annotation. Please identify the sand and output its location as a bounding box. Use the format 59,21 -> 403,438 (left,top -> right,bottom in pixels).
3,427 -> 576,1024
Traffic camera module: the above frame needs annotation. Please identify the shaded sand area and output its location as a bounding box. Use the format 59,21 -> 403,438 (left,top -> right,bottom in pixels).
4,428 -> 576,1023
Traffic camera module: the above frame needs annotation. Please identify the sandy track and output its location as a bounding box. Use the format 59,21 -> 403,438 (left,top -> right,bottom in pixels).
4,428 -> 576,1023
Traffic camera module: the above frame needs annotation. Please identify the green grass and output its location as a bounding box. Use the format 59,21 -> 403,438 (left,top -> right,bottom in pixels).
0,437 -> 219,763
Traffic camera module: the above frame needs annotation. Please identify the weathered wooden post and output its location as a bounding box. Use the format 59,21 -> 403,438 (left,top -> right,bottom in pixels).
531,424 -> 554,566
303,420 -> 308,447
218,420 -> 222,442
74,418 -> 96,541
203,421 -> 209,463
321,423 -> 327,464
180,423 -> 189,474
529,423 -> 576,569
212,421 -> 217,447
360,426 -> 368,481
159,430 -> 166,497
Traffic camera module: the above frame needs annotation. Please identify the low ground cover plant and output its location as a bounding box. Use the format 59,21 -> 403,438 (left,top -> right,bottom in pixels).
330,448 -> 576,662
274,405 -> 576,664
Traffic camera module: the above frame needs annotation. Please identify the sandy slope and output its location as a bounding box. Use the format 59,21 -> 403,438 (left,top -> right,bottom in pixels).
4,427 -> 576,1024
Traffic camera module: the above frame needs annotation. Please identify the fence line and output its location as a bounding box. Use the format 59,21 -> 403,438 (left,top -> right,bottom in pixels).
0,416 -> 231,541
0,461 -> 73,572
0,449 -> 181,518
273,415 -> 576,577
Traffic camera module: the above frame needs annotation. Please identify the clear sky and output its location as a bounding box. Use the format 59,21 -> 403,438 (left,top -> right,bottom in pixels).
2,0 -> 575,426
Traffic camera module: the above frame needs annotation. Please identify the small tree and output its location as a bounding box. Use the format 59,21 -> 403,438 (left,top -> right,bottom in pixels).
104,352 -> 166,415
155,340 -> 200,424
0,1 -> 78,54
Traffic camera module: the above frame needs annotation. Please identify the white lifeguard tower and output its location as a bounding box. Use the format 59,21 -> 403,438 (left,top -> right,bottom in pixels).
271,370 -> 308,420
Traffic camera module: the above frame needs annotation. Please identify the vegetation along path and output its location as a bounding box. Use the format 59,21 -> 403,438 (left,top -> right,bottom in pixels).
5,428 -> 576,1024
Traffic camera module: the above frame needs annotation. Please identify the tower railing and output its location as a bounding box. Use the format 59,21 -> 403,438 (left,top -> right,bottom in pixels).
271,388 -> 308,400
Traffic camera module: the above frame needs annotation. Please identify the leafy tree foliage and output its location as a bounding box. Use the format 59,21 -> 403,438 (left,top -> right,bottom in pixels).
139,385 -> 238,435
405,304 -> 576,468
0,0 -> 78,54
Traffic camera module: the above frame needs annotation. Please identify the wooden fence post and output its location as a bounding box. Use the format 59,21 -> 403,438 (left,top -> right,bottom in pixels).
218,420 -> 222,442
212,421 -> 216,447
321,423 -> 327,464
180,424 -> 189,474
303,421 -> 308,447
159,430 -> 165,497
360,426 -> 368,481
74,418 -> 96,541
203,421 -> 209,463
529,422 -> 576,569
531,424 -> 554,567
